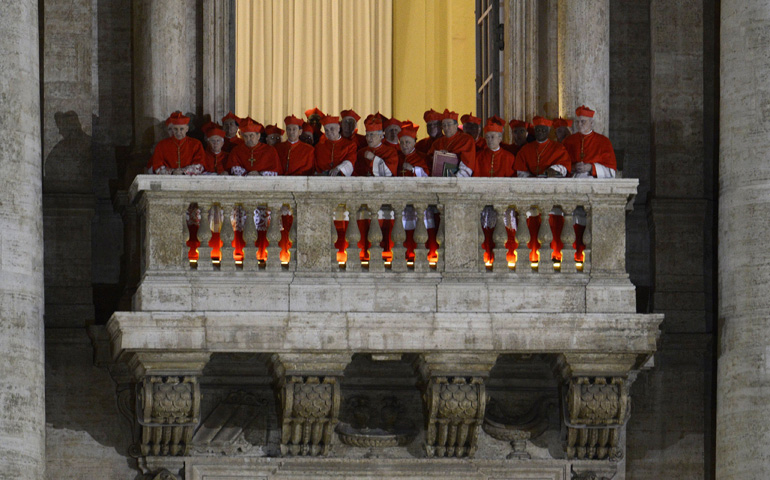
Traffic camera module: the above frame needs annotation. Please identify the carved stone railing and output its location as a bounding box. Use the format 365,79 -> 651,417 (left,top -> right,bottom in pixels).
128,175 -> 637,314
109,176 -> 661,473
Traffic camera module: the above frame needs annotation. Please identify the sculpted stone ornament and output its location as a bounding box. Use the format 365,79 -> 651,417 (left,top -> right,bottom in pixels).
336,395 -> 417,448
148,470 -> 179,480
565,377 -> 629,460
423,376 -> 485,458
138,376 -> 201,456
277,375 -> 341,456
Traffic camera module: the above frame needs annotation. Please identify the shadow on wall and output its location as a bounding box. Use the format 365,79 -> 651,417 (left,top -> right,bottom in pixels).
44,111 -> 92,194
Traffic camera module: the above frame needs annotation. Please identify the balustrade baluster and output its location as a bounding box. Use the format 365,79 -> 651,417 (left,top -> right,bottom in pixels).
525,206 -> 542,272
548,205 -> 565,272
196,202 -> 213,271
413,204 -> 430,272
391,205 -> 408,273
332,204 -> 349,269
266,205 -> 282,272
345,204 -> 361,271
434,205 -> 445,271
561,207 -> 577,273
368,210 -> 384,273
540,205 -> 554,275
492,205 -> 509,273
502,205 -> 519,271
573,206 -> 588,273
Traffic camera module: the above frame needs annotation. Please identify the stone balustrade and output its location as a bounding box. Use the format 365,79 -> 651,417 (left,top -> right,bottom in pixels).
108,175 -> 661,471
128,175 -> 638,314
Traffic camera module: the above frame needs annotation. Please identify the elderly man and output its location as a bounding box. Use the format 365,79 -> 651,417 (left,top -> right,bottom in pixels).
415,109 -> 443,156
383,117 -> 402,152
552,117 -> 573,143
340,109 -> 367,149
396,121 -> 429,177
314,115 -> 357,176
201,123 -> 228,175
227,117 -> 281,176
354,115 -> 400,177
461,113 -> 485,152
562,105 -> 617,178
427,109 -> 477,177
151,111 -> 205,175
513,116 -> 571,177
274,115 -> 315,176
502,119 -> 530,156
474,116 -> 515,177
221,112 -> 243,152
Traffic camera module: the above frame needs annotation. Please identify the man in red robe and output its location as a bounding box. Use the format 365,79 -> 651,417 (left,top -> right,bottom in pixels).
305,107 -> 325,144
427,109 -> 477,177
275,115 -> 315,176
354,116 -> 399,177
513,116 -> 571,177
415,109 -> 443,156
227,117 -> 281,176
300,122 -> 315,146
461,113 -> 485,152
264,125 -> 284,146
383,117 -> 402,153
397,121 -> 429,177
474,117 -> 516,177
314,115 -> 357,176
340,109 -> 367,149
221,112 -> 243,152
552,117 -> 573,143
202,123 -> 228,175
562,105 -> 617,178
502,119 -> 530,156
151,111 -> 206,175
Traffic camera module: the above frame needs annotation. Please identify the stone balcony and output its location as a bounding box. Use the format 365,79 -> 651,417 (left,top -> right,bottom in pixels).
107,176 -> 662,479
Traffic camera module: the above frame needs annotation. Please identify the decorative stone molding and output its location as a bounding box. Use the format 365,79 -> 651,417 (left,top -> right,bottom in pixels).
138,376 -> 201,456
414,353 -> 497,458
555,353 -> 637,461
269,353 -> 351,456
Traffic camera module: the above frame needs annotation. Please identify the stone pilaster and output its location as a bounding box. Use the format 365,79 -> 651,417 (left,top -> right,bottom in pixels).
718,1 -> 770,478
558,0 -> 610,134
133,0 -> 200,152
0,2 -> 45,478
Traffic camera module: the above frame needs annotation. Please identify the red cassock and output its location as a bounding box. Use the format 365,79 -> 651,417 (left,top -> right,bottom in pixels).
475,136 -> 487,153
151,137 -> 205,171
415,136 -> 439,155
562,132 -> 617,176
275,140 -> 315,176
354,144 -> 400,177
513,140 -> 572,176
353,133 -> 368,149
203,150 -> 228,174
473,147 -> 516,177
397,150 -> 430,177
227,143 -> 282,174
427,131 -> 477,173
314,136 -> 357,173
501,142 -> 523,156
383,140 -> 401,154
224,136 -> 243,152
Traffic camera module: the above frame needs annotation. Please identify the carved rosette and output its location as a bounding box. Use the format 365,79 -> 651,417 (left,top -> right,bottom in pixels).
138,376 -> 201,456
423,376 -> 485,458
565,376 -> 629,460
278,375 -> 341,456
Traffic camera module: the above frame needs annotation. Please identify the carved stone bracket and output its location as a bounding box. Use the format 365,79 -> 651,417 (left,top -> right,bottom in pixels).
269,353 -> 352,456
138,376 -> 201,456
413,353 -> 498,458
555,353 -> 637,461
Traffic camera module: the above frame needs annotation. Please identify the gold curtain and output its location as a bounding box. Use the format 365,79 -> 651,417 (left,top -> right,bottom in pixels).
235,0 -> 393,128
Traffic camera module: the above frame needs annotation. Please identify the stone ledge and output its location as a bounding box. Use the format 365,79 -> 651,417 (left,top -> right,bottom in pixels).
108,311 -> 662,360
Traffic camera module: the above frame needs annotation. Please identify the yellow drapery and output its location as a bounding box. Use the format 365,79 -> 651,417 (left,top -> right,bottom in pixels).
235,0 -> 393,129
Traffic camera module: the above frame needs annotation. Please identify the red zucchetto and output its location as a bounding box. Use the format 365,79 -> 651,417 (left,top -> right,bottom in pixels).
575,105 -> 595,117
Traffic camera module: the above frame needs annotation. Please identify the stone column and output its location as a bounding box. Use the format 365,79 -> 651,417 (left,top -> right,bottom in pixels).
0,2 -> 45,479
718,2 -> 770,478
558,0 -> 610,134
133,0 -> 199,152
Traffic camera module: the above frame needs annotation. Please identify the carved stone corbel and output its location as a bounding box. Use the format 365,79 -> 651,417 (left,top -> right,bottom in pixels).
555,353 -> 637,461
413,353 -> 498,458
269,353 -> 351,456
124,352 -> 210,457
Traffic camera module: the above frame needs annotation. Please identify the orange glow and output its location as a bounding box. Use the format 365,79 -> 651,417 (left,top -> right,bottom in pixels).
209,232 -> 223,263
279,213 -> 293,264
232,231 -> 246,263
255,231 -> 268,262
526,215 -> 541,263
336,251 -> 348,265
506,250 -> 517,270
186,224 -> 201,263
334,219 -> 350,264
573,223 -> 586,263
548,213 -> 564,262
576,261 -> 584,272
